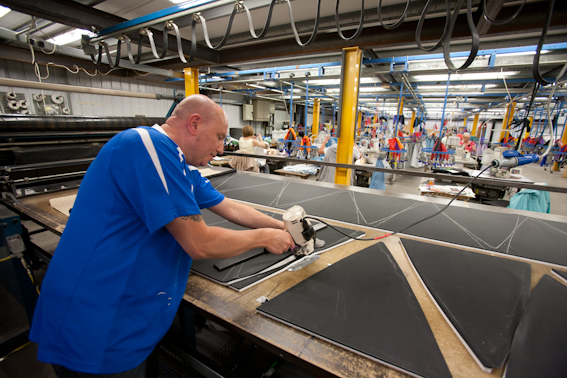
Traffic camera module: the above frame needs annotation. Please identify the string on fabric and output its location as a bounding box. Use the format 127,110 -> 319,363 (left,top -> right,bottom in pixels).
304,165 -> 493,242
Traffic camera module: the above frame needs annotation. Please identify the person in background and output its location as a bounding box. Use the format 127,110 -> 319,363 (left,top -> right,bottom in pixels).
239,125 -> 270,173
461,132 -> 476,154
29,94 -> 294,378
317,134 -> 365,184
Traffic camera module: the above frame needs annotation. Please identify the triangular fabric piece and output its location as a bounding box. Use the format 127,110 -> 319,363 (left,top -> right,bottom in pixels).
402,239 -> 531,370
506,275 -> 567,378
258,242 -> 452,378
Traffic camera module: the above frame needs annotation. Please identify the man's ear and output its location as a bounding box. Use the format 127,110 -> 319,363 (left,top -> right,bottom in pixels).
187,114 -> 201,135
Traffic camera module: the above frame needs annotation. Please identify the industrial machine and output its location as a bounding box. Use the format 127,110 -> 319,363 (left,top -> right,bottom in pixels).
283,205 -> 316,256
491,150 -> 540,179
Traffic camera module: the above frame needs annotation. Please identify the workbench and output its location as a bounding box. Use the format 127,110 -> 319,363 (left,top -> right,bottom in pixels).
3,170 -> 567,378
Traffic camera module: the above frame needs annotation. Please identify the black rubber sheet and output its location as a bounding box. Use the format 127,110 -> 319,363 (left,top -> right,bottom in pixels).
401,239 -> 531,370
209,172 -> 567,268
191,209 -> 364,291
506,275 -> 567,378
257,242 -> 452,378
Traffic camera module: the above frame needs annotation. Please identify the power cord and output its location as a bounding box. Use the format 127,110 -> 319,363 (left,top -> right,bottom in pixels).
304,164 -> 494,241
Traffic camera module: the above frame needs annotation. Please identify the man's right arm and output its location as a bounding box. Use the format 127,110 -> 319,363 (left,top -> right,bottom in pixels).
165,214 -> 293,260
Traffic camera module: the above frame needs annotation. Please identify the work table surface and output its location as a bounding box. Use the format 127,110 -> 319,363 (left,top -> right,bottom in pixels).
2,171 -> 563,378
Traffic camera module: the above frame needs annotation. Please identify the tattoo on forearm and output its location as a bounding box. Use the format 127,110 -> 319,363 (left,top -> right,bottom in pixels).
181,214 -> 202,222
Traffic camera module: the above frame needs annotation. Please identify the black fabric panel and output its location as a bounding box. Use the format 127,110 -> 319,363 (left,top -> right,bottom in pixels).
258,242 -> 452,378
193,208 -> 363,286
402,239 -> 531,369
229,225 -> 364,290
214,249 -> 267,271
506,275 -> 567,378
208,173 -> 567,267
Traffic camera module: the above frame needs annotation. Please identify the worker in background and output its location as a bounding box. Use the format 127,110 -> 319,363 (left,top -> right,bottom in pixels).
317,134 -> 365,184
238,125 -> 270,173
461,132 -> 477,154
29,94 -> 294,378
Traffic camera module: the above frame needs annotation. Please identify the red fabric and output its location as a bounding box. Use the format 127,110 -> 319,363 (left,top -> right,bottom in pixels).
388,138 -> 404,160
434,141 -> 449,161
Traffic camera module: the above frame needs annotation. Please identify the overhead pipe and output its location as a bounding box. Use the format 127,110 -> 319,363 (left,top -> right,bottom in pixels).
0,78 -> 178,100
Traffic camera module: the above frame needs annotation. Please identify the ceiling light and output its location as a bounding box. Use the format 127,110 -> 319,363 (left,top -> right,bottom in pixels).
413,72 -> 519,81
47,29 -> 96,46
248,84 -> 267,90
0,5 -> 10,18
498,50 -> 549,57
418,84 -> 497,90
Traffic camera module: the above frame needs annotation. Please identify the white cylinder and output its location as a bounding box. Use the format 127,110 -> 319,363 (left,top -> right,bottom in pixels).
7,100 -> 20,110
51,94 -> 65,104
5,92 -> 17,100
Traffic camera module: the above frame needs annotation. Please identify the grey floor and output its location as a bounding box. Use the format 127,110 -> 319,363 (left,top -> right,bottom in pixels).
2,162 -> 566,378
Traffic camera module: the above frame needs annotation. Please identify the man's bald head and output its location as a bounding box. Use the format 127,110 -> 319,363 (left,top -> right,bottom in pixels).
162,94 -> 228,166
169,94 -> 227,128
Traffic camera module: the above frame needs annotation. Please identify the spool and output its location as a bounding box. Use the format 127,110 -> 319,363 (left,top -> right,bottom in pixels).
20,109 -> 30,115
19,100 -> 29,109
5,92 -> 17,101
33,94 -> 44,102
62,107 -> 71,115
51,94 -> 65,104
7,100 -> 20,110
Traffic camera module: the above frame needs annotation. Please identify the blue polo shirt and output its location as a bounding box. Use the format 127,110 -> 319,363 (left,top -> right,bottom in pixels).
29,125 -> 224,374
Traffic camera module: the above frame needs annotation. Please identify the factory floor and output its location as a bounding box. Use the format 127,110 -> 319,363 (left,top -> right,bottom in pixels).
1,163 -> 566,378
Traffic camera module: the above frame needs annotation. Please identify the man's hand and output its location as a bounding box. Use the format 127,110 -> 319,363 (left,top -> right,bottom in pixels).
264,229 -> 295,255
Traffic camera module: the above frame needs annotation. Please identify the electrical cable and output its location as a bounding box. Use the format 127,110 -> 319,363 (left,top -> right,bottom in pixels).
304,164 -> 493,242
336,0 -> 365,40
532,0 -> 559,86
415,0 -> 450,52
286,0 -> 322,46
378,0 -> 410,30
443,0 -> 480,71
482,0 -> 526,25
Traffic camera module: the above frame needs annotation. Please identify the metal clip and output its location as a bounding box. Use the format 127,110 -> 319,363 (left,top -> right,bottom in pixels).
234,1 -> 245,13
140,28 -> 149,36
165,20 -> 175,30
192,13 -> 202,23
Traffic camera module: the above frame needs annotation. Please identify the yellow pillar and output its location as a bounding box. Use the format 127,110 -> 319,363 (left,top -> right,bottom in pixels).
562,118 -> 567,145
398,98 -> 404,115
184,68 -> 199,96
410,111 -> 416,134
472,113 -> 479,137
312,98 -> 320,138
500,102 -> 516,142
336,47 -> 362,186
463,117 -> 468,131
357,111 -> 362,135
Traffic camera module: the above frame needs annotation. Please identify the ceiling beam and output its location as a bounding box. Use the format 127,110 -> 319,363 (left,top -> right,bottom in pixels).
0,0 -> 219,65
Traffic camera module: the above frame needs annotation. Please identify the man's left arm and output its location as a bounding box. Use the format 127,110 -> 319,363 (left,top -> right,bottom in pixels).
208,198 -> 285,230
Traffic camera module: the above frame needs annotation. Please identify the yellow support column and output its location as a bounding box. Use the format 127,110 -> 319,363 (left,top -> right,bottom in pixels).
562,118 -> 567,145
357,111 -> 362,135
463,117 -> 468,131
410,111 -> 416,134
472,114 -> 479,137
184,68 -> 199,96
500,102 -> 516,142
312,98 -> 320,138
335,47 -> 362,186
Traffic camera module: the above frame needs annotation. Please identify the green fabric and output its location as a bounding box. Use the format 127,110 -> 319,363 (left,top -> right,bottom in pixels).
508,189 -> 550,214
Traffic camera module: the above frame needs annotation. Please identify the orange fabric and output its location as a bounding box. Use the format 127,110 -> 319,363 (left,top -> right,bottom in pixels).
284,128 -> 297,141
388,138 -> 404,160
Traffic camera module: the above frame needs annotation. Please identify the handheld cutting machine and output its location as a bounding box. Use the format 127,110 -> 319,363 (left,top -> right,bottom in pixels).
283,205 -> 316,256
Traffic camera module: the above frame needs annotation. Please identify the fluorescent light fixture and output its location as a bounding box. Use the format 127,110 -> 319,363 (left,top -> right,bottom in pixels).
498,50 -> 549,57
326,86 -> 389,93
270,89 -> 285,94
413,71 -> 519,81
47,29 -> 96,46
305,77 -> 382,85
418,84 -> 497,90
0,5 -> 10,18
248,84 -> 267,90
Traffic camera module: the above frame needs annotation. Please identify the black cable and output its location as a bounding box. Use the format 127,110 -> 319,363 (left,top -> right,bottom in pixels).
378,0 -> 410,30
533,0 -> 557,86
336,0 -> 365,41
443,0 -> 480,71
415,0 -> 451,52
304,164 -> 493,242
483,0 -> 526,25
